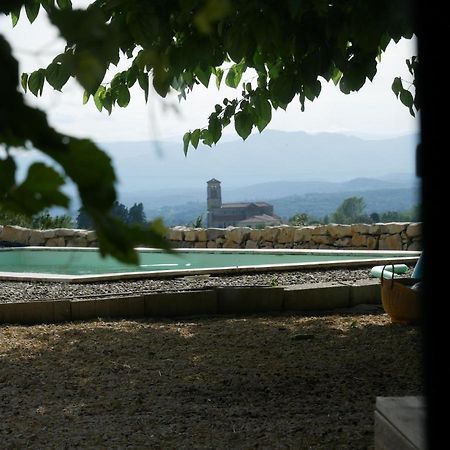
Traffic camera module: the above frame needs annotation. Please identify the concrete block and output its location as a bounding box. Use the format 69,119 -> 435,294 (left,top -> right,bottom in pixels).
0,301 -> 54,325
349,280 -> 381,306
145,290 -> 218,317
70,299 -> 111,321
53,301 -> 72,322
284,284 -> 351,311
216,287 -> 284,314
106,296 -> 146,318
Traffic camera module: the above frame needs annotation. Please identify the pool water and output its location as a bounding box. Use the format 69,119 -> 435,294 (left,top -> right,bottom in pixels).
0,247 -> 420,281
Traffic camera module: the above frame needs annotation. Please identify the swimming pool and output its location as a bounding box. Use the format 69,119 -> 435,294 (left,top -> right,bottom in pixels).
0,247 -> 420,282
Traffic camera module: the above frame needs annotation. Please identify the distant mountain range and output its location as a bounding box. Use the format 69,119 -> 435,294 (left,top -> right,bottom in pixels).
13,130 -> 420,220
102,130 -> 419,194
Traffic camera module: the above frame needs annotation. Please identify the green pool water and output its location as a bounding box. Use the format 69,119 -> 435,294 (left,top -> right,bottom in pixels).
0,247 -> 420,280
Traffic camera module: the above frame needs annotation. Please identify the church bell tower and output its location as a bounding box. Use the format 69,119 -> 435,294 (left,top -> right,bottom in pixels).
207,179 -> 222,226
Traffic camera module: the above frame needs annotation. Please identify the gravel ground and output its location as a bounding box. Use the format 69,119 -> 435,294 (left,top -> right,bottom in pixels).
0,266 -> 414,304
0,311 -> 423,449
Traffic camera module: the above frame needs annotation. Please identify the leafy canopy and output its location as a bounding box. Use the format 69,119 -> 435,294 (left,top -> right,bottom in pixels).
0,0 -> 418,262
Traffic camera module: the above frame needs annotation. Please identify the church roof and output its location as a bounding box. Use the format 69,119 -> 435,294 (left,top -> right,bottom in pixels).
221,201 -> 272,208
238,214 -> 282,225
207,178 -> 221,184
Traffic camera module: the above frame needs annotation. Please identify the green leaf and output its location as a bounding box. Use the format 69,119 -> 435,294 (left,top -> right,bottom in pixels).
126,66 -> 138,87
11,7 -> 21,27
400,89 -> 414,108
45,61 -> 70,91
73,50 -> 107,95
253,95 -> 272,133
102,90 -> 113,115
191,129 -> 201,149
215,68 -> 224,89
225,63 -> 244,88
208,115 -> 222,144
234,109 -> 253,140
41,0 -> 55,13
25,1 -> 40,24
21,73 -> 28,93
331,68 -> 342,86
391,77 -> 403,98
83,90 -> 90,105
116,84 -> 131,107
12,163 -> 69,215
269,74 -> 296,106
28,69 -> 46,96
183,132 -> 191,156
196,67 -> 211,88
56,0 -> 72,9
138,72 -> 149,102
304,79 -> 322,101
94,86 -> 106,112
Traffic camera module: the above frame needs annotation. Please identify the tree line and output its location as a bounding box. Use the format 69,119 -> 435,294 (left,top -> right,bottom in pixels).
289,196 -> 421,226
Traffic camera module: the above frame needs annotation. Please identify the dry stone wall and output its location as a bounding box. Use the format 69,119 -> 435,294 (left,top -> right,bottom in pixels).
0,222 -> 422,251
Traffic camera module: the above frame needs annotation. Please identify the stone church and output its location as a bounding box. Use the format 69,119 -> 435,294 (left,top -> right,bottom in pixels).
206,179 -> 282,228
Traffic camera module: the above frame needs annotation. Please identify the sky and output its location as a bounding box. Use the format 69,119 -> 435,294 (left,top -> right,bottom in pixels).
1,4 -> 419,144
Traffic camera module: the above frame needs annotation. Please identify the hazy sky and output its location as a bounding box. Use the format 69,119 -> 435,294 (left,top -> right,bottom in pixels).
1,5 -> 419,143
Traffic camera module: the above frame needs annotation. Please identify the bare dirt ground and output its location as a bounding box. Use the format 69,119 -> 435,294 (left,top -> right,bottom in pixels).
0,310 -> 423,449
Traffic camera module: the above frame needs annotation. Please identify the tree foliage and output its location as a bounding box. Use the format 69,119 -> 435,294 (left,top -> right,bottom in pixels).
331,196 -> 368,224
0,0 -> 417,261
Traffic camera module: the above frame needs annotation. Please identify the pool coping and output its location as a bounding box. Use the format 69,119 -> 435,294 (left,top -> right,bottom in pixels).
0,278 -> 387,325
0,247 -> 421,283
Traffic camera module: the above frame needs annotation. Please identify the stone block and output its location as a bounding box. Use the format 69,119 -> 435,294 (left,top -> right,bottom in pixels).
327,224 -> 352,238
351,224 -> 370,234
184,229 -> 197,242
45,237 -> 66,247
284,284 -> 351,311
29,230 -> 46,246
207,241 -> 218,248
334,237 -> 352,247
379,234 -> 403,250
226,227 -> 251,244
194,241 -> 207,248
245,240 -> 258,249
406,222 -> 422,239
349,280 -> 381,305
407,240 -> 422,251
293,226 -> 314,242
196,229 -> 208,242
169,227 -> 186,241
249,229 -> 263,241
351,233 -> 368,247
366,236 -> 378,250
261,227 -> 280,242
277,226 -> 295,244
223,241 -> 240,249
312,234 -> 333,245
311,225 -> 328,235
0,225 -> 30,245
383,222 -> 408,234
66,237 -> 88,247
206,228 -> 225,241
0,301 -> 54,325
216,287 -> 284,314
145,290 -> 218,317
